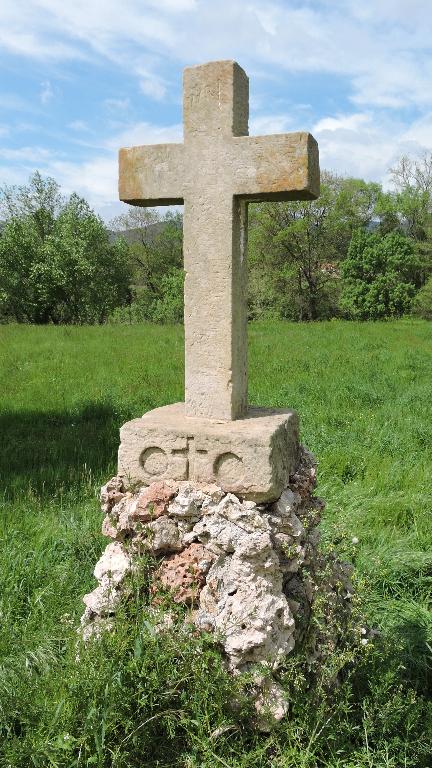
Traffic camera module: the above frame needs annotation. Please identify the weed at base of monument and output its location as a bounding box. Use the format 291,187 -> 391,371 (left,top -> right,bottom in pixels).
8,567 -> 430,768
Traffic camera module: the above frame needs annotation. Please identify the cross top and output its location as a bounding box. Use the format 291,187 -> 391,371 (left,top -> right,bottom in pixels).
119,60 -> 319,421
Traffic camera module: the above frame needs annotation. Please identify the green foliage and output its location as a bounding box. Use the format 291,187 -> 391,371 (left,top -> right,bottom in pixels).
340,230 -> 419,319
2,156 -> 432,327
248,174 -> 381,321
109,268 -> 184,325
383,153 -> 432,281
0,173 -> 131,324
152,267 -> 184,324
0,321 -> 431,765
108,210 -> 184,325
412,276 -> 432,319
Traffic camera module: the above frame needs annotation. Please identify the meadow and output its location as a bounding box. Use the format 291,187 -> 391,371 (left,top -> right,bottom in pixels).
0,320 -> 431,767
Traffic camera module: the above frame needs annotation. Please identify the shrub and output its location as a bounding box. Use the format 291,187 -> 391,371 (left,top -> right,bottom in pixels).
340,230 -> 419,320
412,277 -> 432,319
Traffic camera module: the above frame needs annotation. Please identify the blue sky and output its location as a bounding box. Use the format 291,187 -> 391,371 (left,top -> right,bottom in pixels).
1,0 -> 431,220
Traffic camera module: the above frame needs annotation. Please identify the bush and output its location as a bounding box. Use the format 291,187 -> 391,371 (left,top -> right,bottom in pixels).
340,230 -> 419,320
152,268 -> 184,324
0,174 -> 131,324
109,269 -> 184,325
413,277 -> 432,319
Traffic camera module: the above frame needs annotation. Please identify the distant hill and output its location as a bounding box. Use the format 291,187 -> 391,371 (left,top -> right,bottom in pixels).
0,219 -> 178,244
108,220 -> 180,244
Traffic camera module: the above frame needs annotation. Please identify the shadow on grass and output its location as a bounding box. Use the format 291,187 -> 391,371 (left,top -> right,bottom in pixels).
395,617 -> 432,697
0,402 -> 125,499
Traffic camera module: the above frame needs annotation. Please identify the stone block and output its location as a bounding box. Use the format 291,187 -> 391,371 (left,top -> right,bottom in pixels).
118,403 -> 299,502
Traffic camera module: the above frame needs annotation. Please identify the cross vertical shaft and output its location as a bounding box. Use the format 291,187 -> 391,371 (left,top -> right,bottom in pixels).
182,62 -> 249,420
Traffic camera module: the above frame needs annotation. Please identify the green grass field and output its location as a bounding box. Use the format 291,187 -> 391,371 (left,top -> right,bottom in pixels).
1,320 -> 431,767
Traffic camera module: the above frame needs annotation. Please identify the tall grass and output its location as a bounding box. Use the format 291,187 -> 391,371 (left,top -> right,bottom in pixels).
0,320 -> 431,766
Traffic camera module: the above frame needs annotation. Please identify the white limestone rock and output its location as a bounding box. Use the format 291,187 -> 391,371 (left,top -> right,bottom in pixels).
94,541 -> 132,586
254,678 -> 289,730
100,476 -> 125,514
168,483 -> 206,519
83,583 -> 122,616
197,532 -> 295,669
145,516 -> 183,553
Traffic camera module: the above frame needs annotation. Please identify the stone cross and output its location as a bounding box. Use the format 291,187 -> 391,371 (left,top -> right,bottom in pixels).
119,61 -> 319,421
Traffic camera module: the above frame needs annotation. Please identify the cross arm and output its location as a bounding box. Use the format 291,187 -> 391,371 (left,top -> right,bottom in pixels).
232,132 -> 319,201
119,143 -> 185,206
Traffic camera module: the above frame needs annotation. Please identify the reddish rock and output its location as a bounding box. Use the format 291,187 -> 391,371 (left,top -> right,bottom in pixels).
154,543 -> 213,606
135,481 -> 178,522
102,514 -> 118,539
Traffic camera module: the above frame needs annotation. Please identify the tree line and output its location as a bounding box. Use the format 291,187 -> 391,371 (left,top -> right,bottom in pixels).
1,156 -> 432,325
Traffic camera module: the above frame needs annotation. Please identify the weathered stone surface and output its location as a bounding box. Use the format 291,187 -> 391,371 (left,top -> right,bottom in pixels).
143,516 -> 183,553
83,583 -> 122,616
100,476 -> 125,514
154,542 -> 213,605
94,541 -> 132,585
135,480 -> 178,518
197,532 -> 295,668
119,60 -> 319,420
82,541 -> 132,619
118,402 -> 299,502
254,677 -> 289,730
100,479 -> 178,541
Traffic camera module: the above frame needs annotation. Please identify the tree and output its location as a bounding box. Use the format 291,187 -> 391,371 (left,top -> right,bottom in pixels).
109,207 -> 183,323
0,170 -> 63,240
389,152 -> 432,195
340,230 -> 418,320
380,152 -> 432,281
412,277 -> 432,320
248,173 -> 381,320
110,208 -> 182,295
0,173 -> 131,324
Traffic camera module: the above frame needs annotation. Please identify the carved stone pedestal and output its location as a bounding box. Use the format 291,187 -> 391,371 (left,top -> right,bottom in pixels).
118,402 -> 300,502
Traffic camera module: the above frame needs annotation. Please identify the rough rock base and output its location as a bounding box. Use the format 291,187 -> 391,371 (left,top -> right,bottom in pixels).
81,447 -> 352,726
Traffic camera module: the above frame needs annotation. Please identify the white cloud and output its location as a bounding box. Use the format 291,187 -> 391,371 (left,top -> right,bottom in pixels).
40,80 -> 54,105
0,0 -> 431,113
0,0 -> 84,61
312,109 -> 432,185
313,114 -> 371,133
0,164 -> 28,186
145,0 -> 197,10
250,114 -> 293,135
140,77 -> 167,101
49,155 -> 118,206
402,113 -> 432,147
104,97 -> 131,112
106,121 -> 182,149
0,146 -> 54,162
69,120 -> 89,131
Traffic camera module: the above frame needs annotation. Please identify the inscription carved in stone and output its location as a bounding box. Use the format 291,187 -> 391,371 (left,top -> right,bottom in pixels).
139,439 -> 244,486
